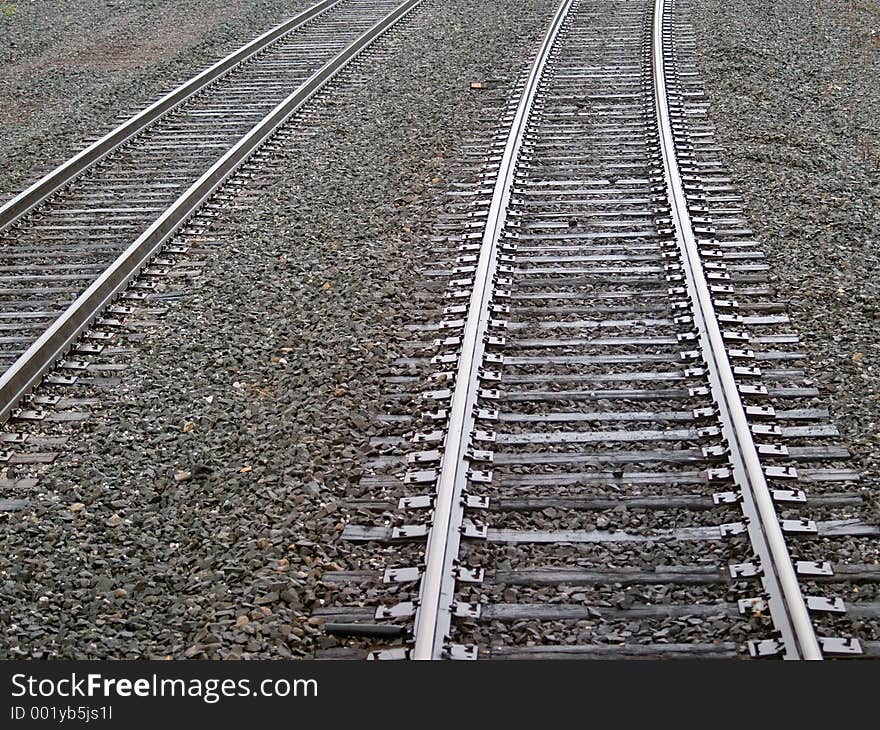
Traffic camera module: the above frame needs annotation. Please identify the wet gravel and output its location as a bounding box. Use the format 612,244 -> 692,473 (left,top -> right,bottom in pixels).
0,0 -> 312,197
0,0 -> 557,659
687,0 -> 880,507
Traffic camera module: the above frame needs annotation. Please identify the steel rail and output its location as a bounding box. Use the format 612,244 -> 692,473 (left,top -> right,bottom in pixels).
0,0 -> 342,234
0,0 -> 421,425
411,0 -> 576,661
651,0 -> 822,659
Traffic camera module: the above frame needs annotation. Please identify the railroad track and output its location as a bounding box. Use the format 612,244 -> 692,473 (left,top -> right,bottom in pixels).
0,0 -> 420,422
318,0 -> 880,659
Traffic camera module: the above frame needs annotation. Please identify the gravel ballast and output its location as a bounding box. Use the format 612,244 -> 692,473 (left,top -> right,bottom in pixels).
687,0 -> 880,504
0,0 -> 557,659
